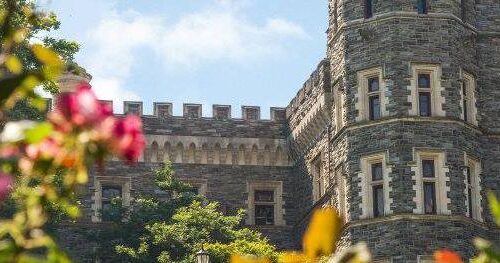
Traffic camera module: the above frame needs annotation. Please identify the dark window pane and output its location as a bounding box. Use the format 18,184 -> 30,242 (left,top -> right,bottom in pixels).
102,186 -> 121,199
466,167 -> 471,184
255,190 -> 274,202
369,95 -> 381,120
462,82 -> 468,122
468,188 -> 473,218
368,77 -> 379,92
418,74 -> 431,89
373,185 -> 384,217
417,0 -> 428,14
364,0 -> 373,18
371,163 -> 383,181
419,92 -> 431,117
423,182 -> 436,214
255,205 -> 274,225
422,160 -> 435,178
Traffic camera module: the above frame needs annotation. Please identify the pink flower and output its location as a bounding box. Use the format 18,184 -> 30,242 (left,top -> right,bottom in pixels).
111,115 -> 145,163
50,83 -> 112,130
0,174 -> 13,202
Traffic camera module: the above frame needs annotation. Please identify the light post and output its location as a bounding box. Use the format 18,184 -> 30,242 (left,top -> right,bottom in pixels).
196,246 -> 210,263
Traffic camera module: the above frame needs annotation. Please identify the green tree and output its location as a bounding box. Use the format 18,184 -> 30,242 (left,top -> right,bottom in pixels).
85,163 -> 277,263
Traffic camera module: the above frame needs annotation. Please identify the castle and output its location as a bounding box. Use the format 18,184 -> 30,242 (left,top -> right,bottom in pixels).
56,0 -> 500,262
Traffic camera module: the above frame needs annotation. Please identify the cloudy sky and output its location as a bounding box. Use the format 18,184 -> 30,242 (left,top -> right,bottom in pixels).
39,0 -> 328,118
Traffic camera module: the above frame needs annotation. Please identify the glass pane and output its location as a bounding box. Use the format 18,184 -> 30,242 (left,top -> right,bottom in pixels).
369,96 -> 381,120
418,74 -> 431,89
466,166 -> 471,184
419,92 -> 431,117
423,182 -> 436,214
255,190 -> 274,202
368,77 -> 379,92
365,0 -> 373,18
422,160 -> 435,178
463,100 -> 468,122
255,205 -> 274,225
373,185 -> 384,217
102,186 -> 122,199
417,0 -> 427,14
371,163 -> 383,181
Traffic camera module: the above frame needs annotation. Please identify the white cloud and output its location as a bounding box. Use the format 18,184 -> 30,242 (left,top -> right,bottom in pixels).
82,1 -> 306,111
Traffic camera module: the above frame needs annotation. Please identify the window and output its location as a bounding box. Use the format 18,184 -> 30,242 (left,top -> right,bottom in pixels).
92,176 -> 131,223
461,0 -> 466,21
418,74 -> 432,116
465,155 -> 482,221
335,86 -> 346,131
356,68 -> 386,122
413,151 -> 450,215
359,153 -> 392,219
409,64 -> 444,117
364,0 -> 374,18
417,0 -> 427,14
371,163 -> 384,217
312,155 -> 325,203
254,190 -> 275,225
335,165 -> 347,220
461,71 -> 477,125
246,181 -> 285,226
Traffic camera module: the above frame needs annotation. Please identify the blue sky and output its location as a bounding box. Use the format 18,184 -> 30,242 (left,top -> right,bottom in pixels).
39,0 -> 328,118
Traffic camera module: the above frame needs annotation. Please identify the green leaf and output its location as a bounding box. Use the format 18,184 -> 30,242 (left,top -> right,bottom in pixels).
488,192 -> 500,227
24,122 -> 53,144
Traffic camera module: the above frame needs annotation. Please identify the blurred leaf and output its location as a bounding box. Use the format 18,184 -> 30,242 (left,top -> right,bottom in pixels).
32,44 -> 61,66
473,238 -> 500,262
303,207 -> 343,259
434,249 -> 463,263
488,192 -> 500,227
6,55 -> 23,74
24,122 -> 53,144
327,242 -> 371,263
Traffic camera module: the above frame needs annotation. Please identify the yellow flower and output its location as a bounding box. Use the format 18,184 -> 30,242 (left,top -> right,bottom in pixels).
302,207 -> 343,259
279,251 -> 311,263
230,254 -> 271,263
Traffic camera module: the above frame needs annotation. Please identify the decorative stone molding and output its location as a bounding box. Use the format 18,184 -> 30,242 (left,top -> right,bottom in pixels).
183,103 -> 202,119
213,105 -> 231,120
270,107 -> 287,121
464,152 -> 482,221
144,135 -> 290,166
154,102 -> 173,118
407,63 -> 445,117
242,106 -> 261,121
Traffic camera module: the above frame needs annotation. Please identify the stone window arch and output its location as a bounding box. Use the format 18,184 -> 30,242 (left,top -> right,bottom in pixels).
263,145 -> 271,166
188,143 -> 196,163
151,141 -> 159,163
201,143 -> 209,164
275,146 -> 284,166
251,145 -> 258,165
164,142 -> 171,162
226,144 -> 234,165
213,143 -> 221,164
238,144 -> 246,165
175,142 -> 183,163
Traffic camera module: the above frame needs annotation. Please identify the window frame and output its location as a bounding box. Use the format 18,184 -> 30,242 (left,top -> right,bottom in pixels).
359,152 -> 392,219
464,155 -> 482,221
417,0 -> 428,14
246,181 -> 285,226
92,176 -> 132,223
335,164 -> 348,220
461,71 -> 477,125
356,67 -> 386,122
254,190 -> 276,225
364,0 -> 374,18
409,64 -> 444,117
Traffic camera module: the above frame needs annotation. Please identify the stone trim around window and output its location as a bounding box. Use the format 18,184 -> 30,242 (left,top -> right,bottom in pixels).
245,181 -> 285,226
334,85 -> 346,132
358,151 -> 393,219
355,67 -> 388,122
464,153 -> 482,222
91,176 -> 132,223
460,70 -> 478,126
411,149 -> 451,215
407,64 -> 445,117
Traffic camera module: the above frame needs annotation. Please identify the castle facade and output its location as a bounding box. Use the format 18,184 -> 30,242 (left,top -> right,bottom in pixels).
59,0 -> 500,262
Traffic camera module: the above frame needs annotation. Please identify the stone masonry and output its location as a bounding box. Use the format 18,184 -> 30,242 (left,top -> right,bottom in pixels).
55,0 -> 500,262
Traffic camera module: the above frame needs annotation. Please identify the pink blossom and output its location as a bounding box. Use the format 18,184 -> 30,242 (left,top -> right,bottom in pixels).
50,83 -> 112,130
0,174 -> 13,202
111,115 -> 145,163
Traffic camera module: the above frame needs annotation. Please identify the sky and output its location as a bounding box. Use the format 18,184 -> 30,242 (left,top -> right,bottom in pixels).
38,0 -> 328,118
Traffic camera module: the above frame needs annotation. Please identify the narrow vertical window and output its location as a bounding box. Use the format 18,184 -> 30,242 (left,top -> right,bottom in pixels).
371,163 -> 384,217
417,0 -> 428,14
368,77 -> 381,120
336,165 -> 347,220
364,0 -> 374,18
462,82 -> 468,122
101,186 -> 122,222
462,72 -> 477,125
421,160 -> 436,214
254,190 -> 275,225
461,0 -> 466,21
465,157 -> 481,220
465,166 -> 473,218
418,73 -> 432,117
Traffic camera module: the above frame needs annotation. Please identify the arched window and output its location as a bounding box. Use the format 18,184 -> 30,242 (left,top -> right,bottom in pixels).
188,143 -> 196,163
213,144 -> 221,164
226,144 -> 234,165
251,145 -> 258,165
175,143 -> 183,163
201,144 -> 208,164
164,142 -> 171,162
151,142 -> 159,163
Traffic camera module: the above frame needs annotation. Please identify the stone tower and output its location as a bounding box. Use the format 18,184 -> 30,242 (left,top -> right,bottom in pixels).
288,0 -> 500,261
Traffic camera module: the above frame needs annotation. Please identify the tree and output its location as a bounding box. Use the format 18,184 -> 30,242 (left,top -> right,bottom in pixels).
83,163 -> 278,263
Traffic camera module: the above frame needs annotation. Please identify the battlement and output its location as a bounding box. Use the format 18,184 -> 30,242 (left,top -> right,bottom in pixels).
44,98 -> 287,122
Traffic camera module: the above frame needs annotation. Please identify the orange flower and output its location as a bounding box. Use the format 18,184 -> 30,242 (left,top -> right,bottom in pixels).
434,249 -> 463,263
302,207 -> 343,259
230,254 -> 270,263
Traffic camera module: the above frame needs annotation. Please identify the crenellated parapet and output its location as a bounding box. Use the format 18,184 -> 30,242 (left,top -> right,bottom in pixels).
143,135 -> 290,166
286,59 -> 332,153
